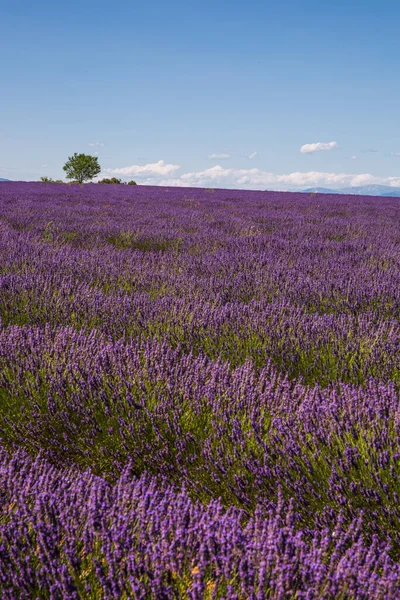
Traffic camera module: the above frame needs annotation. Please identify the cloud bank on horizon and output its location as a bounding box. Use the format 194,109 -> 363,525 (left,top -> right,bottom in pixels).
102,161 -> 400,190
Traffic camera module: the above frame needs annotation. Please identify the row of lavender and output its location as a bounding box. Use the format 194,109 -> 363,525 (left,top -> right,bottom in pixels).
1,447 -> 399,599
0,182 -> 399,597
1,326 -> 400,548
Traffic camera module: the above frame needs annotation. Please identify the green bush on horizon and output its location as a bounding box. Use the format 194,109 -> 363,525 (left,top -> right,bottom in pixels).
98,177 -> 123,184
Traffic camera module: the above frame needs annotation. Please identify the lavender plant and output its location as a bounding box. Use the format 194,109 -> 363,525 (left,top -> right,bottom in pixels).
1,448 -> 400,599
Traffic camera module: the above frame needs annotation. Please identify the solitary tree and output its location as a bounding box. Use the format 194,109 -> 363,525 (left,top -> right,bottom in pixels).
63,153 -> 101,184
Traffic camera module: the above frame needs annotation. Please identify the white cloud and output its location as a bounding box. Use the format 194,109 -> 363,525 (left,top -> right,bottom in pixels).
100,155 -> 400,191
41,164 -> 48,168
107,160 -> 181,177
390,152 -> 400,157
244,152 -> 258,159
89,142 -> 105,147
300,141 -> 338,154
208,153 -> 231,159
159,165 -> 400,190
350,156 -> 357,160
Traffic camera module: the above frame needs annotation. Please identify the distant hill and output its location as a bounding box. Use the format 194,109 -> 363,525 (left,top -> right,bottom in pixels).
381,190 -> 400,197
304,185 -> 400,197
340,185 -> 400,196
0,178 -> 9,182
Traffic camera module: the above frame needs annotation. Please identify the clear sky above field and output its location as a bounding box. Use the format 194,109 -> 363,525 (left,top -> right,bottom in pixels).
1,0 -> 400,189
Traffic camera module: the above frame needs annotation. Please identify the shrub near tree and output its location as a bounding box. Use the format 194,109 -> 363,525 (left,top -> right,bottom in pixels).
98,177 -> 122,184
98,178 -> 137,185
63,153 -> 101,184
40,177 -> 64,183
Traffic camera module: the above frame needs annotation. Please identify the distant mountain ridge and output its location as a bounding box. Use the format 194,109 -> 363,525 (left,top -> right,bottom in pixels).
0,178 -> 9,182
303,185 -> 400,197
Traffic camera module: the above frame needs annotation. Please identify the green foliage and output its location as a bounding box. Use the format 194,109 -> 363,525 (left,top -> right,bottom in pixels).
62,153 -> 101,184
42,221 -> 54,242
98,177 -> 123,184
97,178 -> 137,185
106,231 -> 181,252
40,177 -> 64,183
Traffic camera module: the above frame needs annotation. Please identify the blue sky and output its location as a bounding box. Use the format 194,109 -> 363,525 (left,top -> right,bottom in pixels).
1,0 -> 400,189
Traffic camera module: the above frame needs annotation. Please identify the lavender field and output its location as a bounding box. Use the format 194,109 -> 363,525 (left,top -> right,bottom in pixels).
0,181 -> 399,599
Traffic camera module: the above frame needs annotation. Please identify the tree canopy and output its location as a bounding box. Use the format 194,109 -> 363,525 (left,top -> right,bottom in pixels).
63,153 -> 101,184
